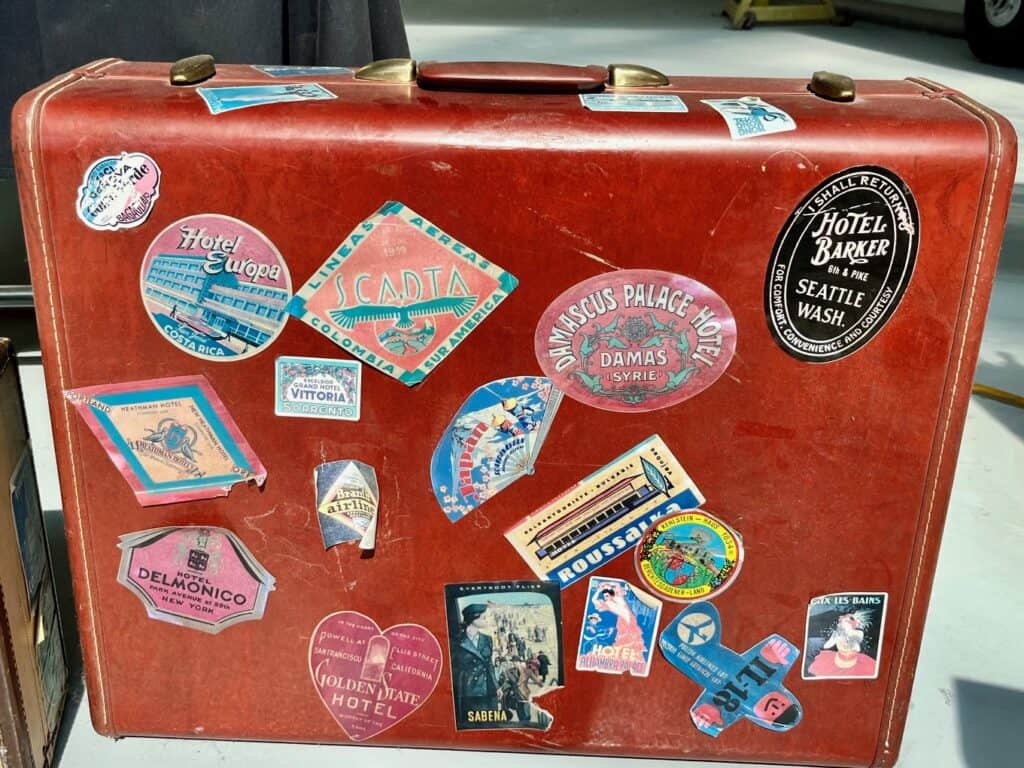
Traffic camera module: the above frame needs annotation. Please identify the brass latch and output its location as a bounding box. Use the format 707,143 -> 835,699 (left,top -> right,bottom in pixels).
808,70 -> 856,102
170,54 -> 216,86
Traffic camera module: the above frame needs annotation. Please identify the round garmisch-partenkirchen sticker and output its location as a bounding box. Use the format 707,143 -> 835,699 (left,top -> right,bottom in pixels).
535,270 -> 737,412
635,510 -> 743,603
76,152 -> 161,230
765,166 -> 919,363
140,214 -> 292,361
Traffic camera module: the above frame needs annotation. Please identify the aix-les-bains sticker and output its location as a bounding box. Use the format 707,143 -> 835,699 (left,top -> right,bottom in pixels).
140,214 -> 292,361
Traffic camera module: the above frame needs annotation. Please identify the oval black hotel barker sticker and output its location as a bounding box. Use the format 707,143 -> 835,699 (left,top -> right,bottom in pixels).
765,166 -> 919,362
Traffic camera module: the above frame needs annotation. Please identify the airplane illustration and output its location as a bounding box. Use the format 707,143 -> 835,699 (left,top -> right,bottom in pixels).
659,602 -> 802,738
328,286 -> 478,330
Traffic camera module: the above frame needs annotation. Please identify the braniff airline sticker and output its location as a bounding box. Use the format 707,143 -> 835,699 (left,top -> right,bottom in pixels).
635,510 -> 743,603
140,214 -> 292,361
765,166 -> 919,363
286,201 -> 518,386
504,435 -> 704,588
579,93 -> 688,112
315,460 -> 379,550
431,376 -> 563,523
117,526 -> 275,634
576,577 -> 662,677
197,83 -> 336,114
444,581 -> 563,731
802,592 -> 888,680
309,611 -> 443,742
76,152 -> 160,230
701,97 -> 796,140
275,356 -> 361,421
64,376 -> 267,506
535,270 -> 736,413
253,65 -> 352,77
660,603 -> 802,738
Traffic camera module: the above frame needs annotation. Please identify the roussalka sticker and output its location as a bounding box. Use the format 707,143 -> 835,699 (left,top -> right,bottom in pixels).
535,270 -> 736,412
765,166 -> 919,362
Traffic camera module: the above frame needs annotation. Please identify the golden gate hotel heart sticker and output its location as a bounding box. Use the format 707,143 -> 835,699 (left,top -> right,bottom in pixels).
286,202 -> 518,385
535,270 -> 736,412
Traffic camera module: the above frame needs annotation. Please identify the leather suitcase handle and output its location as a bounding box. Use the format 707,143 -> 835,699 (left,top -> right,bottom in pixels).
416,61 -> 608,93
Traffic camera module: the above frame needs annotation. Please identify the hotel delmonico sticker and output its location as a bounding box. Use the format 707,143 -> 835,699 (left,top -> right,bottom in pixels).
286,201 -> 518,386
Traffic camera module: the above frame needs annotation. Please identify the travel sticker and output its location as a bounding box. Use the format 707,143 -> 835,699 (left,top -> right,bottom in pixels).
660,602 -> 802,738
286,201 -> 518,386
309,611 -> 443,742
315,460 -> 379,550
64,375 -> 267,506
580,93 -> 688,112
116,526 -> 275,634
635,509 -> 743,603
10,448 -> 46,604
802,592 -> 888,680
140,214 -> 292,361
701,96 -> 796,140
765,166 -> 919,362
253,65 -> 352,77
76,152 -> 160,230
444,581 -> 563,731
576,577 -> 661,677
535,270 -> 736,412
34,576 -> 67,730
431,376 -> 563,523
276,356 -> 361,421
197,83 -> 336,114
504,434 -> 704,588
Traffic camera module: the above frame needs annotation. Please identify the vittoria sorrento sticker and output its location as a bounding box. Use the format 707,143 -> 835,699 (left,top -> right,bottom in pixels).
140,214 -> 292,361
535,270 -> 736,412
765,166 -> 919,363
76,152 -> 160,230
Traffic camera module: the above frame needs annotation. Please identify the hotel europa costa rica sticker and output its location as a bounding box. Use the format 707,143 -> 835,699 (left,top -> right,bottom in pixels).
535,270 -> 736,412
140,214 -> 292,361
765,166 -> 919,363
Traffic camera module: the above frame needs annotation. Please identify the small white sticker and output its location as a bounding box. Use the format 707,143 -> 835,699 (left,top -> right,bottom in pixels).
701,96 -> 796,140
76,152 -> 160,231
580,93 -> 688,113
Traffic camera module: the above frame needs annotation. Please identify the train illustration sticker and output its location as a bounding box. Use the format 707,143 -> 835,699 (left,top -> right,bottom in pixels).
444,581 -> 563,731
117,526 -> 275,634
140,214 -> 292,361
314,459 -> 378,550
287,201 -> 518,386
535,270 -> 736,412
64,375 -> 267,506
576,577 -> 662,677
76,151 -> 160,230
431,376 -> 563,523
765,166 -> 919,362
802,592 -> 888,680
504,434 -> 704,588
635,510 -> 743,603
309,611 -> 443,742
275,356 -> 361,421
701,97 -> 796,140
660,603 -> 802,738
197,83 -> 336,114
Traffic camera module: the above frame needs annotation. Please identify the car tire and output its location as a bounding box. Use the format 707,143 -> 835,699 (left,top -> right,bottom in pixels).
966,0 -> 1024,66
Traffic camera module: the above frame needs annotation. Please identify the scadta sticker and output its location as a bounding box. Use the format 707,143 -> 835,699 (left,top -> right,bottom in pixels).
286,201 -> 518,386
197,83 -> 336,114
660,602 -> 802,738
309,611 -> 443,742
76,152 -> 160,230
275,356 -> 361,421
535,270 -> 736,413
702,96 -> 796,140
635,509 -> 743,603
802,592 -> 888,680
765,166 -> 919,362
117,525 -> 275,634
431,376 -> 562,523
140,214 -> 291,361
576,577 -> 661,677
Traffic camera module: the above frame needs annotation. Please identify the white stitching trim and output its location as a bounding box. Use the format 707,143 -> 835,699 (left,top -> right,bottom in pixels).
21,56 -> 121,730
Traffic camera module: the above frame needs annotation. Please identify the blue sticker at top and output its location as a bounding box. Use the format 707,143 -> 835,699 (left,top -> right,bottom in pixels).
660,603 -> 802,738
431,377 -> 562,523
580,93 -> 688,113
253,65 -> 352,77
197,84 -> 336,115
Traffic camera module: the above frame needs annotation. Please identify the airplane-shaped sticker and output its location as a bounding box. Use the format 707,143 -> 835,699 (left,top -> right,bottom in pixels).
659,602 -> 802,737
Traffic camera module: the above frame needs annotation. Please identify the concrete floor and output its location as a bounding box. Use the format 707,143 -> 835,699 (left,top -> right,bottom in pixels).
19,2 -> 1024,766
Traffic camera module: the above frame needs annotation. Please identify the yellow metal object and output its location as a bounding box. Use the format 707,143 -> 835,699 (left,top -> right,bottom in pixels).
724,0 -> 838,29
972,383 -> 1024,410
354,58 -> 417,83
607,64 -> 670,88
809,70 -> 856,102
170,54 -> 216,86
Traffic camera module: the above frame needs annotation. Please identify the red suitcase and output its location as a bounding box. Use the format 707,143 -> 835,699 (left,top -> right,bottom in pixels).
12,57 -> 1015,767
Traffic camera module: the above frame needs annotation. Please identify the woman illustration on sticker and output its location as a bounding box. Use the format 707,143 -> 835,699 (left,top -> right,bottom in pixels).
451,603 -> 500,722
807,610 -> 877,678
592,581 -> 646,656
